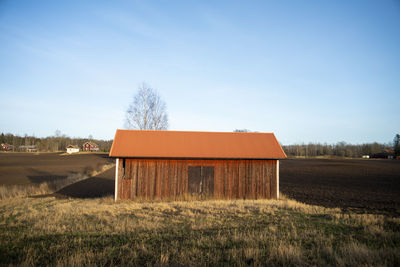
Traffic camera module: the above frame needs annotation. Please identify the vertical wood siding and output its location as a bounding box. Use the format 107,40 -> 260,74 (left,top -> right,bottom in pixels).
117,159 -> 277,200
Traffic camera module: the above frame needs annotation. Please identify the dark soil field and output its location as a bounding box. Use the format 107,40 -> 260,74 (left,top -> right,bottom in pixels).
280,158 -> 400,215
0,152 -> 113,186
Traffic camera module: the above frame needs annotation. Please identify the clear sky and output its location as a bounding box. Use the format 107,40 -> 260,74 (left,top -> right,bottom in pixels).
0,0 -> 399,144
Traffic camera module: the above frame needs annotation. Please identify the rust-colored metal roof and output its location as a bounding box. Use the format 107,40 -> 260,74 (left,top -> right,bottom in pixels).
109,129 -> 287,159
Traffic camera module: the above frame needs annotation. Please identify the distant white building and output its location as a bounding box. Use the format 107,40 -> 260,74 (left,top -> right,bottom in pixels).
19,145 -> 37,152
66,145 -> 79,154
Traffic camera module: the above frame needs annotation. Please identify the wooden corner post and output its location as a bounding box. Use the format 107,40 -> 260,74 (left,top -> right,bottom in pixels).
276,160 -> 279,200
115,158 -> 119,202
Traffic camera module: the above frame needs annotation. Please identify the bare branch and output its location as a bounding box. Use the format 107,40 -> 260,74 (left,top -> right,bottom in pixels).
125,83 -> 169,130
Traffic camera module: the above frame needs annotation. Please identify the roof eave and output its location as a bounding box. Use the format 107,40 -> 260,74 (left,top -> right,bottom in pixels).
108,156 -> 286,160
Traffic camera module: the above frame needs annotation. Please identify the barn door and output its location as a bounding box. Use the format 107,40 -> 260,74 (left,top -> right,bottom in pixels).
188,166 -> 214,196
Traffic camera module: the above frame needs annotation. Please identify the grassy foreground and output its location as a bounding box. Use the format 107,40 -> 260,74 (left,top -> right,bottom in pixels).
0,196 -> 399,266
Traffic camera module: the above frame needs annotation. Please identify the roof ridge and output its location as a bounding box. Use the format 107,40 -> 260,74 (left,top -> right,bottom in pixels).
116,129 -> 274,134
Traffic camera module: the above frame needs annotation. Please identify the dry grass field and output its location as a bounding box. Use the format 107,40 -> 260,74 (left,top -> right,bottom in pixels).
0,154 -> 399,265
0,195 -> 399,266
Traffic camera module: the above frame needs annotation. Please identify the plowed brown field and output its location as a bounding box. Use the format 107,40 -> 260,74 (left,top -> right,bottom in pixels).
280,158 -> 400,215
0,153 -> 113,185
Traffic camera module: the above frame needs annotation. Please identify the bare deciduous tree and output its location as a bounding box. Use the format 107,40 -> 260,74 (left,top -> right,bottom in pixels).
125,83 -> 169,130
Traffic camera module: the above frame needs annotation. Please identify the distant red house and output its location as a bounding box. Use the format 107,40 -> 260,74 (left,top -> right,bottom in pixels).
1,143 -> 13,151
82,141 -> 99,152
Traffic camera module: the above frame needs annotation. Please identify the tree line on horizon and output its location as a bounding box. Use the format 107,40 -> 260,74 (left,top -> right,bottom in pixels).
282,134 -> 400,158
282,141 -> 394,158
283,134 -> 400,158
0,132 -> 113,152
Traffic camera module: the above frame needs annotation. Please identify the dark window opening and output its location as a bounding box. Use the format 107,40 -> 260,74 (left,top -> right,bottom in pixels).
188,166 -> 214,196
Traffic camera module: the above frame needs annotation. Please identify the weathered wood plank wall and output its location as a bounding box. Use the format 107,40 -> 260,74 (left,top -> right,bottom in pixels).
117,159 -> 277,200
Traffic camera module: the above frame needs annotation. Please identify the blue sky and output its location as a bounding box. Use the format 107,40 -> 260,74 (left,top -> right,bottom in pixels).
0,0 -> 399,144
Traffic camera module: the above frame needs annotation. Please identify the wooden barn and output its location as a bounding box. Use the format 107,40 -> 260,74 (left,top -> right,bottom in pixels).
109,130 -> 287,201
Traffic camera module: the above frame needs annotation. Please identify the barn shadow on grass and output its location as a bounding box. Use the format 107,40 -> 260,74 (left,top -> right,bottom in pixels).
55,177 -> 114,198
54,168 -> 115,199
